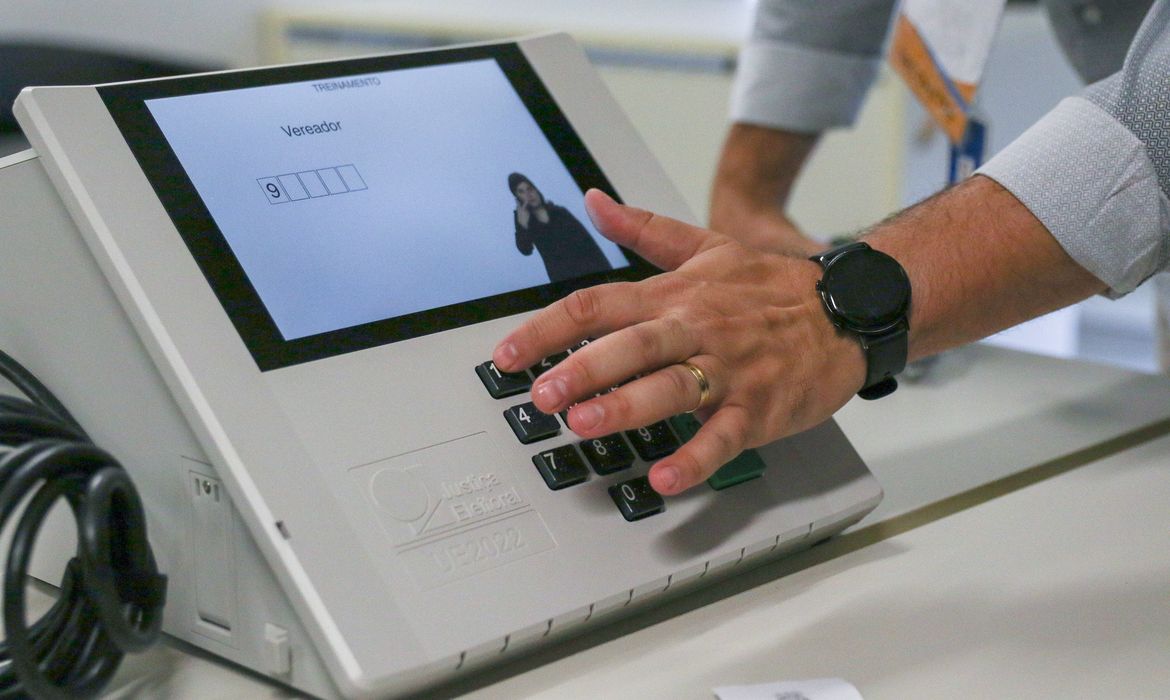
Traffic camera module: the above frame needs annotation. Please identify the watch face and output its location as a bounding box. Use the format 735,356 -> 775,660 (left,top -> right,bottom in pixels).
821,248 -> 911,332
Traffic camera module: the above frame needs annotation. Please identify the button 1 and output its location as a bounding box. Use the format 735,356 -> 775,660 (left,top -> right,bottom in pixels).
532,445 -> 589,490
625,421 -> 681,461
610,476 -> 664,521
580,434 -> 635,475
476,361 -> 531,399
504,402 -> 560,444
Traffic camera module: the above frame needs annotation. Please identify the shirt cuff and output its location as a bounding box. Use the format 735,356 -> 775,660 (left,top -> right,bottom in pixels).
729,41 -> 883,133
977,96 -> 1170,298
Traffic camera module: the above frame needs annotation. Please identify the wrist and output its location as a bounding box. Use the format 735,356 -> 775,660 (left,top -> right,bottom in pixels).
810,242 -> 911,400
792,260 -> 869,398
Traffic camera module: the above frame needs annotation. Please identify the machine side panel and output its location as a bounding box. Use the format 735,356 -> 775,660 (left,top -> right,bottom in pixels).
0,153 -> 338,698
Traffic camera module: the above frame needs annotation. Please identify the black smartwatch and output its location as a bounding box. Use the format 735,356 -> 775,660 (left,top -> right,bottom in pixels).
811,241 -> 911,400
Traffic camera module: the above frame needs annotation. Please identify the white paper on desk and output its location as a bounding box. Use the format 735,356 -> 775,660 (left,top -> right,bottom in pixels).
714,677 -> 864,700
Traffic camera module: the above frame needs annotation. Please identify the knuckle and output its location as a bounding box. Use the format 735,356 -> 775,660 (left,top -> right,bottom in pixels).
630,324 -> 661,364
563,287 -> 602,326
666,365 -> 695,403
660,314 -> 689,347
709,421 -> 745,460
566,355 -> 601,395
651,272 -> 688,298
604,389 -> 636,427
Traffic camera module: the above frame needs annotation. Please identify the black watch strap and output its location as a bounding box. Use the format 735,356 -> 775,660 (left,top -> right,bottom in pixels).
857,321 -> 907,400
811,242 -> 911,401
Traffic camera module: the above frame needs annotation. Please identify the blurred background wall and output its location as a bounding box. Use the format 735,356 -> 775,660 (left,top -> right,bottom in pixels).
0,0 -> 1157,372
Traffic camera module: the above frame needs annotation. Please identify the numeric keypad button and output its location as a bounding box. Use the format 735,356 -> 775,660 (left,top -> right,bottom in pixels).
580,434 -> 635,475
532,445 -> 589,490
668,413 -> 766,490
530,351 -> 569,378
625,421 -> 681,461
609,476 -> 665,521
504,402 -> 560,444
476,361 -> 531,399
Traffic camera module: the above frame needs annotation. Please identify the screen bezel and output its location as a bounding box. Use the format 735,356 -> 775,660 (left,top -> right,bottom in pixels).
100,43 -> 657,371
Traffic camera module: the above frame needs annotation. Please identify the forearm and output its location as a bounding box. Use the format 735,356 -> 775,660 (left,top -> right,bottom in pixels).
712,124 -> 815,205
865,175 -> 1107,360
709,124 -> 821,255
713,0 -> 898,253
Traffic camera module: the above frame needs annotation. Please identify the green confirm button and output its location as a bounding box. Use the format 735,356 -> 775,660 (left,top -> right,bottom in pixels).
666,414 -> 767,491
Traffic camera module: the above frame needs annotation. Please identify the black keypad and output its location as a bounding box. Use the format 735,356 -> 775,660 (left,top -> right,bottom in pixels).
567,338 -> 594,354
625,421 -> 681,462
476,361 -> 531,399
610,476 -> 665,522
580,433 -> 635,475
530,351 -> 569,378
504,402 -> 561,444
532,445 -> 589,490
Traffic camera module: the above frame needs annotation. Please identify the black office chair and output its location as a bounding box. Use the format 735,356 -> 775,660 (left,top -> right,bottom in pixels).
0,42 -> 217,154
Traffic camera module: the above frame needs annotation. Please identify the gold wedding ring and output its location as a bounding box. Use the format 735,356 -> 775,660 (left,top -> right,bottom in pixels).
681,361 -> 710,414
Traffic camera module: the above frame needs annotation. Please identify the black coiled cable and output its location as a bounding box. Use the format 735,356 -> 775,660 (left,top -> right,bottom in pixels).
0,349 -> 166,699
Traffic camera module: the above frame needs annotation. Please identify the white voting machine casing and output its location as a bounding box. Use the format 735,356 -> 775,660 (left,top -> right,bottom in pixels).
3,34 -> 881,698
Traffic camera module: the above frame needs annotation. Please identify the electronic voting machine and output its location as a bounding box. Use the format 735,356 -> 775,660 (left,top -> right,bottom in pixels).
2,34 -> 882,698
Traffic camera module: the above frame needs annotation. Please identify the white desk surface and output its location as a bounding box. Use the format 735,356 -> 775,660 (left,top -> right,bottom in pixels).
461,406 -> 1170,699
86,346 -> 1170,697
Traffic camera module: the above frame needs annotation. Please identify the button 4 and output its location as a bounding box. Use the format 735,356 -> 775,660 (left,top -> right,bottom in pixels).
504,402 -> 560,444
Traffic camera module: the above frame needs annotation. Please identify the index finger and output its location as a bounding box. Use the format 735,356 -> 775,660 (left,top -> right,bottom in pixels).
492,280 -> 652,373
585,189 -> 723,271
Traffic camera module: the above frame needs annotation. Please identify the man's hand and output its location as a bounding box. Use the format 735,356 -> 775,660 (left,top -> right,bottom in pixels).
494,174 -> 1108,496
709,124 -> 824,257
493,189 -> 865,496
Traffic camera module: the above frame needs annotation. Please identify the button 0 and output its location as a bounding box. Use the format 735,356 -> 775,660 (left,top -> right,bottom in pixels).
610,476 -> 664,522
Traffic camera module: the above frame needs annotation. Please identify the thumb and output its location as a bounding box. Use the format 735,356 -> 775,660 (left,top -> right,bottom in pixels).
585,189 -> 718,271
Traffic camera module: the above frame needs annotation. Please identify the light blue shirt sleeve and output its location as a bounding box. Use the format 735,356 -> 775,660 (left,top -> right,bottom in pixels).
978,1 -> 1170,297
730,0 -> 899,133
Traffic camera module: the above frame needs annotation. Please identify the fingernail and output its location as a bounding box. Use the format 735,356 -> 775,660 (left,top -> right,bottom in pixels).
533,377 -> 567,408
494,342 -> 518,369
652,465 -> 679,493
572,403 -> 603,431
